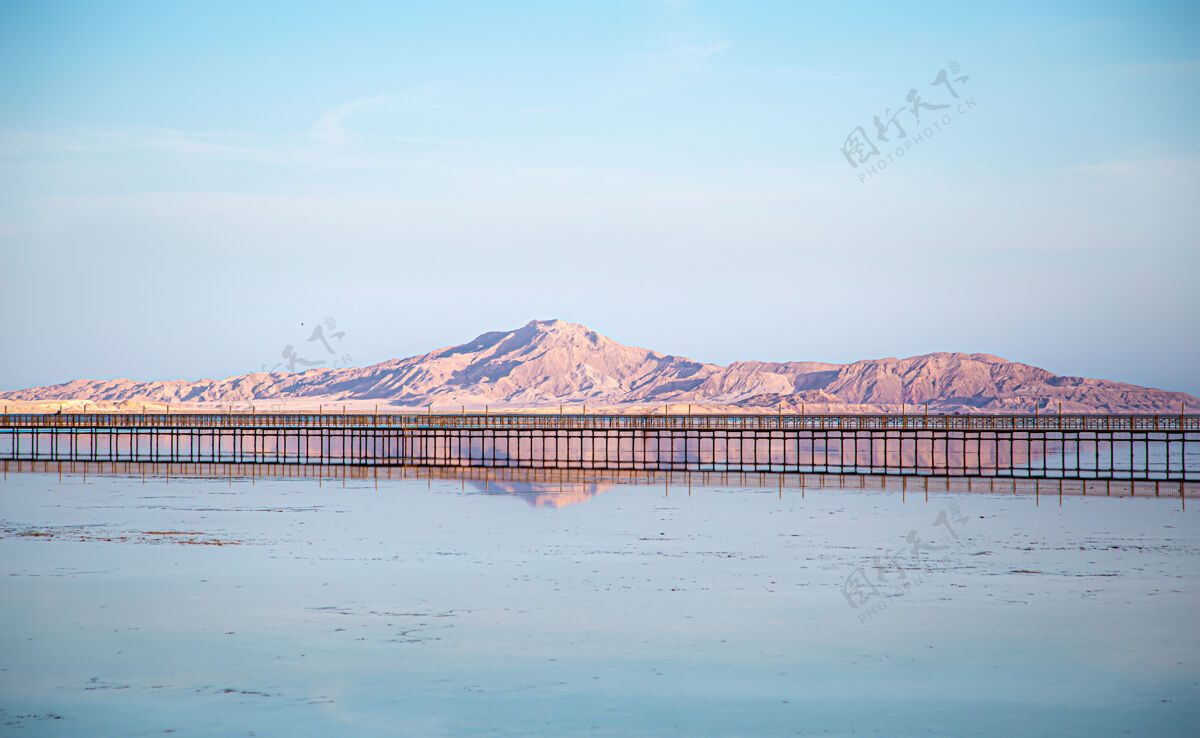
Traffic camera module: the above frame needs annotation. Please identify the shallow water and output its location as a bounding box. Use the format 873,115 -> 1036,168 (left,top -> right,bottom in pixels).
0,471 -> 1197,736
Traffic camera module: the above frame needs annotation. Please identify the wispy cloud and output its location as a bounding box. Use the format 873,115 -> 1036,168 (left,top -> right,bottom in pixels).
309,93 -> 398,147
644,39 -> 732,80
0,127 -> 270,158
678,40 -> 730,60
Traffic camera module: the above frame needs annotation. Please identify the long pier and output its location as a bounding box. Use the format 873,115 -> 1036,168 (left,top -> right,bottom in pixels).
0,412 -> 1195,482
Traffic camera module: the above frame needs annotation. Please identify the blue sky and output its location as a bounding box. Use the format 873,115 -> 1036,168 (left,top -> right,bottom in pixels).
2,1 -> 1198,395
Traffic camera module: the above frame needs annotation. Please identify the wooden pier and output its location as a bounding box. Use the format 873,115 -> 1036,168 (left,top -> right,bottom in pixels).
0,412 -> 1195,482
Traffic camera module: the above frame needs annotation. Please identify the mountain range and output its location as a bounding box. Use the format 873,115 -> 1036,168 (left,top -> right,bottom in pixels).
3,319 -> 1195,414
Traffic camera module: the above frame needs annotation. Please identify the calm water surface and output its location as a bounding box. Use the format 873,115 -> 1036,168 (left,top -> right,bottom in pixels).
0,471 -> 1196,736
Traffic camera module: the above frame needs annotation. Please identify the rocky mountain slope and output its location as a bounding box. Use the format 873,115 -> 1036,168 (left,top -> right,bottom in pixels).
3,319 -> 1194,414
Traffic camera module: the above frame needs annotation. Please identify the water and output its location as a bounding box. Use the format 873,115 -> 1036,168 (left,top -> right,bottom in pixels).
1,470 -> 1197,736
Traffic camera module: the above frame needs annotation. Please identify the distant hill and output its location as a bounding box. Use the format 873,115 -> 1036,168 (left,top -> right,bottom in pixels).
3,319 -> 1195,414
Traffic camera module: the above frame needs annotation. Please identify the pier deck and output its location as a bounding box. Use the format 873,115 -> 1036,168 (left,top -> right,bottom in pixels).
1,412 -> 1195,482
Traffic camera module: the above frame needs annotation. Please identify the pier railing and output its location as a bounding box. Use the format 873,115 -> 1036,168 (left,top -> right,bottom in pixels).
2,411 -> 1194,481
1,412 -> 1198,432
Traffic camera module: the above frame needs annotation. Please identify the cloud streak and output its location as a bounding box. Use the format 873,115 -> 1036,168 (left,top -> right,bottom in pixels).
680,40 -> 730,60
309,94 -> 398,147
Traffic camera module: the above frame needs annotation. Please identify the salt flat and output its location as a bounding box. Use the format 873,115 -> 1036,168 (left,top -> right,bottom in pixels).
1,471 -> 1197,736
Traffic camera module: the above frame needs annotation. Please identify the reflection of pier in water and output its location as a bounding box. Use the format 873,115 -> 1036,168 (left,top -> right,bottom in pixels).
1,412 -> 1196,483
2,461 -> 1196,506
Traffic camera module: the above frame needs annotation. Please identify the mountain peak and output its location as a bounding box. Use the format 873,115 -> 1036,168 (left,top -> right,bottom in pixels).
3,321 -> 1196,414
523,318 -> 593,336
509,319 -> 613,350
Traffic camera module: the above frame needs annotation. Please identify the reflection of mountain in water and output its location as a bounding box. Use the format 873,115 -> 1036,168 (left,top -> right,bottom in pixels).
464,479 -> 613,508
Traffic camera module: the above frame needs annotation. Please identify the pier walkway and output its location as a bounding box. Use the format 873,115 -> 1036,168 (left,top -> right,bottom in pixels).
1,412 -> 1195,482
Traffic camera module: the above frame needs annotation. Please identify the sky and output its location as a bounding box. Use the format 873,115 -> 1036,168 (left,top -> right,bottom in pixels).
1,0 -> 1198,395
